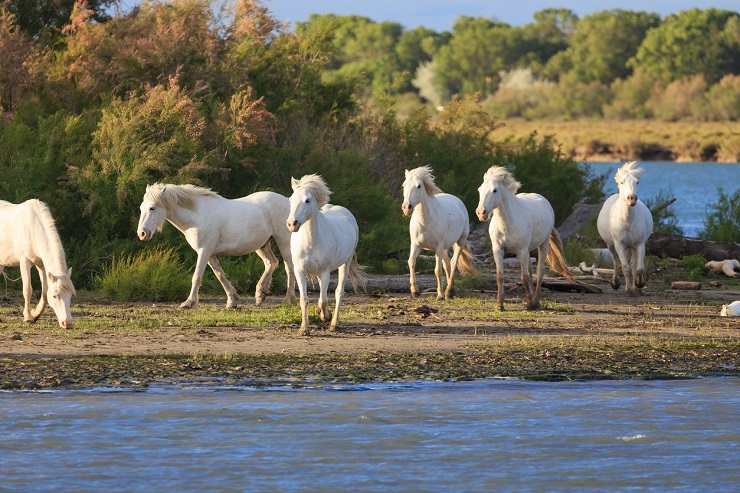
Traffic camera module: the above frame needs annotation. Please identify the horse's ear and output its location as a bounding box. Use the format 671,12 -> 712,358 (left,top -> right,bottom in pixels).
404,169 -> 409,178
291,177 -> 299,190
67,267 -> 73,277
48,272 -> 58,282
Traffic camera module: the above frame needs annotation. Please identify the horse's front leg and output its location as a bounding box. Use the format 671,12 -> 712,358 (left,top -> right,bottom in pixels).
181,249 -> 209,309
208,256 -> 239,309
635,243 -> 647,289
30,264 -> 48,320
408,243 -> 421,297
519,249 -> 535,309
255,245 -> 279,306
295,269 -> 310,335
607,244 -> 622,290
20,258 -> 36,323
317,271 -> 331,323
613,243 -> 636,295
283,257 -> 297,304
493,247 -> 505,311
330,264 -> 348,331
532,244 -> 548,309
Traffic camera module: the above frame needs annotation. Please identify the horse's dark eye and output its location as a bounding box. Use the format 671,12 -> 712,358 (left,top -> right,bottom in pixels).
416,185 -> 421,189
305,199 -> 310,203
493,188 -> 497,193
149,207 -> 155,212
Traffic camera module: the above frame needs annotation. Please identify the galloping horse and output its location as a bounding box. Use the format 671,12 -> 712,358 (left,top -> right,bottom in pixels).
0,199 -> 75,327
476,166 -> 572,310
402,166 -> 477,300
597,161 -> 653,295
137,184 -> 295,308
287,175 -> 365,335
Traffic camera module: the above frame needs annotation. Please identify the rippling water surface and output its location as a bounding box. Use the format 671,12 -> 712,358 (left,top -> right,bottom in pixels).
1,378 -> 738,492
586,161 -> 739,237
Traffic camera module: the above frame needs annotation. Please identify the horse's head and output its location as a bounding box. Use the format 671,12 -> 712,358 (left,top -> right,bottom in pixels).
287,175 -> 329,232
476,166 -> 520,221
137,184 -> 168,241
615,161 -> 644,207
47,268 -> 75,329
402,167 -> 439,217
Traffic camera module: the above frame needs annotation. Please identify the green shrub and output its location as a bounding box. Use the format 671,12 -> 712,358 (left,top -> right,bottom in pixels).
563,239 -> 597,266
96,247 -> 191,301
645,190 -> 682,236
701,189 -> 740,242
681,254 -> 706,281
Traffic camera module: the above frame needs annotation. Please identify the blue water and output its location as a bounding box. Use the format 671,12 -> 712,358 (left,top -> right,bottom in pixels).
1,378 -> 738,492
586,162 -> 739,237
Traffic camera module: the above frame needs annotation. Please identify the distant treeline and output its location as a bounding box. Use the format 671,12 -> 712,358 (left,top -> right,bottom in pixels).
295,8 -> 739,121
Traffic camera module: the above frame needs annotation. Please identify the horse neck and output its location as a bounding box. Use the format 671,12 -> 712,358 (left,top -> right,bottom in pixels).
614,196 -> 635,225
301,208 -> 328,246
165,199 -> 200,232
416,191 -> 441,225
491,189 -> 519,233
31,212 -> 67,275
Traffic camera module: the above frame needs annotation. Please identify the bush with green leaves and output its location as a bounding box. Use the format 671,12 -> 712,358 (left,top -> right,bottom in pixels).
701,189 -> 740,242
681,254 -> 706,281
645,190 -> 682,236
96,247 -> 191,301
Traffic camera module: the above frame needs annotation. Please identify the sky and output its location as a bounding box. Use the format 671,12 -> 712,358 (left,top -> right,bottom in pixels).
258,0 -> 739,30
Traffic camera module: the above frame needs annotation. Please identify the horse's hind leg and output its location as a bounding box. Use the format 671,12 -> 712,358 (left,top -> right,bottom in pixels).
255,245 -> 279,306
208,257 -> 239,309
519,249 -> 535,309
614,243 -> 636,295
20,258 -> 36,322
330,264 -> 347,331
447,245 -> 461,299
607,244 -> 622,290
316,271 -> 331,324
30,264 -> 48,320
531,244 -> 548,309
441,249 -> 454,300
434,251 -> 445,301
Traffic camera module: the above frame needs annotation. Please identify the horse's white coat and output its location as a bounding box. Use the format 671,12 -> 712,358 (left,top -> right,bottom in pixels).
137,184 -> 295,308
476,166 -> 570,310
0,199 -> 75,327
597,162 -> 653,295
287,175 -> 364,335
402,166 -> 476,300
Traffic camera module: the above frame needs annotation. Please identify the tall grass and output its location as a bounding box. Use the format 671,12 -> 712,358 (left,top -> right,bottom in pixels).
96,247 -> 190,301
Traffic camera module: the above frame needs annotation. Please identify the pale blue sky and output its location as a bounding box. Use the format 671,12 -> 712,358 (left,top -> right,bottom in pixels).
261,0 -> 738,30
119,1 -> 739,30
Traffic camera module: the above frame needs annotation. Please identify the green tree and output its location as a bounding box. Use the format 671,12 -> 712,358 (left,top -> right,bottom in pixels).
554,10 -> 660,83
3,0 -> 115,39
632,9 -> 740,83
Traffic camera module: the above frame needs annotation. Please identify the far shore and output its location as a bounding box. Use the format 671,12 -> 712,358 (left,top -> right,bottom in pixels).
494,119 -> 740,163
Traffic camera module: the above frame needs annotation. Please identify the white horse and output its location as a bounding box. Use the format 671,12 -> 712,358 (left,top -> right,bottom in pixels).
287,175 -> 365,335
0,199 -> 75,328
402,166 -> 477,300
597,161 -> 653,295
476,166 -> 572,310
137,183 -> 295,308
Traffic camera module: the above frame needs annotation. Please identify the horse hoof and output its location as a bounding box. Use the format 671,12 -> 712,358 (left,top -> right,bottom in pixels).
610,281 -> 621,291
445,290 -> 455,300
179,301 -> 196,309
298,326 -> 310,336
410,290 -> 418,298
225,302 -> 238,310
497,304 -> 505,312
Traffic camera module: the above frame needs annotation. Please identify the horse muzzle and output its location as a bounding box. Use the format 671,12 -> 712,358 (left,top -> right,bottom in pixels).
627,194 -> 637,207
401,204 -> 413,217
138,229 -> 151,241
287,220 -> 301,233
476,208 -> 488,221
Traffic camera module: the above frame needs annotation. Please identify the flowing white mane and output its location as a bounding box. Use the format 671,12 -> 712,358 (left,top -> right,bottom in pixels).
484,166 -> 521,193
292,174 -> 332,207
615,161 -> 644,182
144,183 -> 220,210
405,166 -> 442,195
29,200 -> 75,293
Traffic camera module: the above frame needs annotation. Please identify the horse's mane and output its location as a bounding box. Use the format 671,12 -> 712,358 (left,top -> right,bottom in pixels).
28,200 -> 75,293
292,174 -> 332,207
484,166 -> 521,193
144,183 -> 220,210
405,166 -> 442,195
615,161 -> 644,182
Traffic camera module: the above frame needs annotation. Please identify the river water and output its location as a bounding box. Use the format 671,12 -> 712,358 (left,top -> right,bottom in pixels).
1,378 -> 738,492
586,161 -> 739,237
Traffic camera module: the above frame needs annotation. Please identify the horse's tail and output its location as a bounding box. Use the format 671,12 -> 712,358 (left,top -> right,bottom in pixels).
347,254 -> 367,294
546,229 -> 575,282
455,241 -> 479,276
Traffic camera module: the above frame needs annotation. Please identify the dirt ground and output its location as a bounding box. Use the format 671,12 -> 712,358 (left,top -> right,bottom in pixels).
1,280 -> 738,388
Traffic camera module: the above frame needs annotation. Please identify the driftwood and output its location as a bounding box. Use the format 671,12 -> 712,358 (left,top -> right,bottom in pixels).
542,277 -> 602,293
558,199 -> 602,240
647,235 -> 740,261
671,281 -> 702,290
705,259 -> 740,278
577,262 -> 615,279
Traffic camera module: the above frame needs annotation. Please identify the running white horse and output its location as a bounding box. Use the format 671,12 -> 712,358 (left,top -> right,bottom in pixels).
137,183 -> 295,308
287,175 -> 365,335
476,166 -> 572,310
0,199 -> 75,328
402,166 -> 477,300
597,161 -> 653,295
